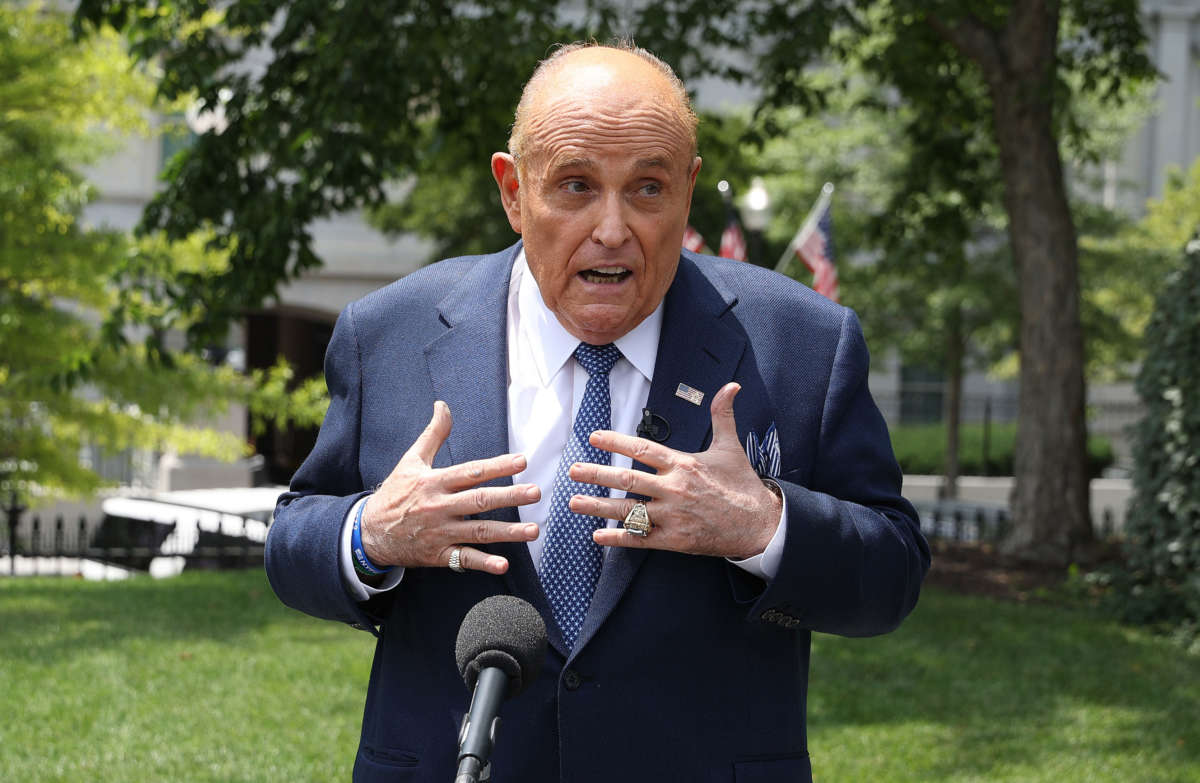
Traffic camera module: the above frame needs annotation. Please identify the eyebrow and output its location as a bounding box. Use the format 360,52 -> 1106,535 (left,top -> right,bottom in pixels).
634,157 -> 671,171
551,157 -> 597,173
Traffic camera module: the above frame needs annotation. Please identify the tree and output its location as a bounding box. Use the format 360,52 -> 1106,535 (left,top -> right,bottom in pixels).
0,5 -> 325,504
74,0 -> 1158,563
733,81 -> 1009,498
1118,228 -> 1200,645
739,0 -> 1157,563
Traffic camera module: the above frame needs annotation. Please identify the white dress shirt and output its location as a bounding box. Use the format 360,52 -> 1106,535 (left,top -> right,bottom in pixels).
339,251 -> 786,600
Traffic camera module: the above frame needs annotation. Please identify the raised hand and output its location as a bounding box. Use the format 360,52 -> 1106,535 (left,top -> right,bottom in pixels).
572,382 -> 781,560
360,401 -> 541,575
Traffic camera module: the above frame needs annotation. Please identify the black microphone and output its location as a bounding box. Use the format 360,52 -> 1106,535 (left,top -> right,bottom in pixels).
453,595 -> 547,783
636,407 -> 671,442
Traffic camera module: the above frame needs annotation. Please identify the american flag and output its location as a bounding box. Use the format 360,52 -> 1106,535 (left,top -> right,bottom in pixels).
798,207 -> 838,301
682,224 -> 707,253
719,216 -> 747,262
776,183 -> 838,302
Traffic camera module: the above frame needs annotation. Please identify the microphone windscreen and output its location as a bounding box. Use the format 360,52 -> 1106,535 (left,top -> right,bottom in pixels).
455,595 -> 548,698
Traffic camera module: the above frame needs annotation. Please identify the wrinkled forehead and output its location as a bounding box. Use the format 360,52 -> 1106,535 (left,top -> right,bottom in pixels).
519,53 -> 694,168
521,85 -> 694,174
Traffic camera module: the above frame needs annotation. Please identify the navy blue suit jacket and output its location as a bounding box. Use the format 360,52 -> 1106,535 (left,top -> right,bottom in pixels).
266,243 -> 929,782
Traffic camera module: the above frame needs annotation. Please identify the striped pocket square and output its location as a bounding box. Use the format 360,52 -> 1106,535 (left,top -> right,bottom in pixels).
745,423 -> 781,479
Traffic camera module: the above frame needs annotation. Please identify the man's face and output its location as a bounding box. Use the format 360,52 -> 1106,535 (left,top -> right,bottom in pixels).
492,58 -> 701,345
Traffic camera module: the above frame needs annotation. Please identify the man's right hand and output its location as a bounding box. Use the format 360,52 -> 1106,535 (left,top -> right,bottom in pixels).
360,401 -> 541,575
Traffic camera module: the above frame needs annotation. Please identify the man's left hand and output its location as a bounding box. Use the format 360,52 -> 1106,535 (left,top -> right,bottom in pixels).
569,382 -> 781,560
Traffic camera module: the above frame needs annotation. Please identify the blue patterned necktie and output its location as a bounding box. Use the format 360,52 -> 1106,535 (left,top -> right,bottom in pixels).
540,342 -> 622,649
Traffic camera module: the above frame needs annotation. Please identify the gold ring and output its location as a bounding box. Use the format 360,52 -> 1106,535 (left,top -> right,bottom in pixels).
622,502 -> 651,537
447,547 -> 466,573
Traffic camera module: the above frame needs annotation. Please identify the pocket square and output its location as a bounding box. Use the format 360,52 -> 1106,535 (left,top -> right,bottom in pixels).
745,423 -> 781,479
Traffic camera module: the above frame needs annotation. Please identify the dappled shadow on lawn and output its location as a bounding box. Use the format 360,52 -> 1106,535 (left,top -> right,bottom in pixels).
808,588 -> 1200,779
0,570 -> 322,663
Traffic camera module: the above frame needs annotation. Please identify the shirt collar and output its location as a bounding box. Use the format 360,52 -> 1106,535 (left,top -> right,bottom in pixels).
512,249 -> 662,386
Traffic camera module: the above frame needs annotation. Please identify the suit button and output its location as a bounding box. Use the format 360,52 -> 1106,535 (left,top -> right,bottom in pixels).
563,669 -> 582,691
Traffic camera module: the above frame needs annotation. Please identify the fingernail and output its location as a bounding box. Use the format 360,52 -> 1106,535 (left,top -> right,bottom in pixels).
512,454 -> 526,470
489,557 -> 506,570
525,485 -> 539,500
523,523 -> 539,537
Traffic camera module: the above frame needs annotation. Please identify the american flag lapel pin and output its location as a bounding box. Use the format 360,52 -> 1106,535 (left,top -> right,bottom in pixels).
675,383 -> 705,406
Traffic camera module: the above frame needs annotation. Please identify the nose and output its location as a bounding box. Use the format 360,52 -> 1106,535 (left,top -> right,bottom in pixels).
591,193 -> 632,248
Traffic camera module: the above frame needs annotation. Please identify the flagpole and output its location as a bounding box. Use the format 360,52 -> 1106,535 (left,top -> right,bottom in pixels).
774,182 -> 834,275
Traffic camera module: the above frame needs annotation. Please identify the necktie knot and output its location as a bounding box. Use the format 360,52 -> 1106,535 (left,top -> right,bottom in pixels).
574,342 -> 621,377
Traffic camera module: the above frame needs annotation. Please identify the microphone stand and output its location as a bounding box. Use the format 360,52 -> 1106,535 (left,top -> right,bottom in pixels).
454,667 -> 506,782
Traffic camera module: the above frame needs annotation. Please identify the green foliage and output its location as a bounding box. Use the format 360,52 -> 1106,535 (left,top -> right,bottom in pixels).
246,360 -> 330,437
1078,159 -> 1200,381
889,422 -> 1113,478
1116,232 -> 1200,638
72,0 -> 628,345
0,6 -> 327,504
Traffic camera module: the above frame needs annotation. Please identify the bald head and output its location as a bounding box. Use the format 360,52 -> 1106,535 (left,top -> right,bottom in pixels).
508,42 -> 698,170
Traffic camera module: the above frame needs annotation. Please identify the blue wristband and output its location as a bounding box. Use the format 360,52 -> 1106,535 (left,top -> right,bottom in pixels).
351,501 -> 391,577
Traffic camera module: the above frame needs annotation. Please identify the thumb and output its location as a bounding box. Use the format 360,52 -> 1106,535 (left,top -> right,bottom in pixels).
408,400 -> 453,466
708,382 -> 741,450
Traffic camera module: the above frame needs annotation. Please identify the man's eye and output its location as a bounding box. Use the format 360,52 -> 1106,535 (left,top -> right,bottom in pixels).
563,181 -> 590,194
639,182 -> 662,197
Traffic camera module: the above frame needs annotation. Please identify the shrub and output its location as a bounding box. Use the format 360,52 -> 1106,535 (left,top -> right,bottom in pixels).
889,421 -> 1114,477
1115,232 -> 1200,639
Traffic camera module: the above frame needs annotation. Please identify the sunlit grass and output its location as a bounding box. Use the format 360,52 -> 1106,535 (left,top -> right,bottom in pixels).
2,571 -> 1197,781
808,590 -> 1200,782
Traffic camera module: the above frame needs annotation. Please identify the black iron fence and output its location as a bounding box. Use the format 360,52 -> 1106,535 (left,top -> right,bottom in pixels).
2,493 -> 268,579
915,500 -> 1123,544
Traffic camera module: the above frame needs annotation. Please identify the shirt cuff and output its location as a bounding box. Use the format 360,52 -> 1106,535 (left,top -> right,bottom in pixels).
727,487 -> 787,581
339,495 -> 405,601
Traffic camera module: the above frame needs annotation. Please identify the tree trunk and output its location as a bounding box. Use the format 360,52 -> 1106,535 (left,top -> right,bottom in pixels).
932,2 -> 1093,563
989,15 -> 1091,564
992,95 -> 1092,563
943,305 -> 964,500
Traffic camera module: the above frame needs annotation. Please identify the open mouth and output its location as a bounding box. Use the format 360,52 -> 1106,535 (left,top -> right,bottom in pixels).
579,266 -> 632,284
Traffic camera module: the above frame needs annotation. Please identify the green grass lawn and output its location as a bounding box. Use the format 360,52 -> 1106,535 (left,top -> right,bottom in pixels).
2,571 -> 1198,782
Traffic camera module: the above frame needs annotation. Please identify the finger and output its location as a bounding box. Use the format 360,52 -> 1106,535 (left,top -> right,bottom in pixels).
594,526 -> 655,549
588,429 -> 676,470
442,483 -> 542,516
445,546 -> 510,575
568,494 -> 641,522
708,382 -> 742,448
410,400 -> 453,466
442,519 -> 541,546
441,453 -> 529,491
568,462 -> 658,497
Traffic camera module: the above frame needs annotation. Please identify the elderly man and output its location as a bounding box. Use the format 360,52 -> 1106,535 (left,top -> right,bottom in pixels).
266,42 -> 929,783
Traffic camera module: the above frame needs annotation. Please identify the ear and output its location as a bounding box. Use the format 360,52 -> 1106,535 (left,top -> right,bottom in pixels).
491,152 -> 522,234
685,156 -> 702,207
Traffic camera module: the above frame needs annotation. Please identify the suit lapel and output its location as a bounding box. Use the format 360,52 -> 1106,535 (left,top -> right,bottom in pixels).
423,243 -> 561,648
572,256 -> 747,658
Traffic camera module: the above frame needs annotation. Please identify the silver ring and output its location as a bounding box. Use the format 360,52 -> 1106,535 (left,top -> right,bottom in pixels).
622,502 -> 652,537
447,547 -> 466,573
